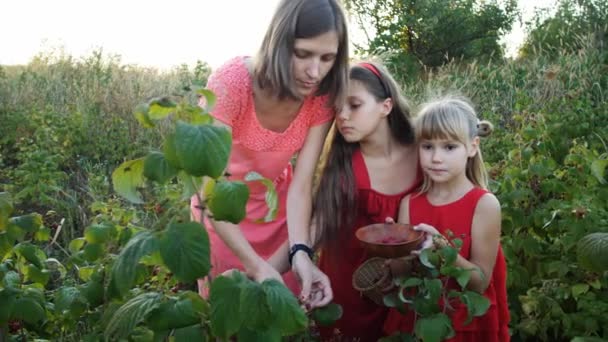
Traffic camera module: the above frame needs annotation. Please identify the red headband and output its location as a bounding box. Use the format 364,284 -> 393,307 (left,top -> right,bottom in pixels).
358,62 -> 382,78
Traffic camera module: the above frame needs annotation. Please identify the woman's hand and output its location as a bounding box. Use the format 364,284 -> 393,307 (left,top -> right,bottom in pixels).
412,223 -> 448,255
292,253 -> 333,310
246,259 -> 285,284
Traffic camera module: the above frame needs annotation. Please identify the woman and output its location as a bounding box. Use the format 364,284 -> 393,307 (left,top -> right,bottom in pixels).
191,0 -> 349,308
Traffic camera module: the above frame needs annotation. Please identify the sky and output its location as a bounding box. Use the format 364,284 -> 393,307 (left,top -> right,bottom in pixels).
1,0 -> 557,70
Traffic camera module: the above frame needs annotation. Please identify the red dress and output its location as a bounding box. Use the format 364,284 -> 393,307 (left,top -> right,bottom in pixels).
383,188 -> 510,342
318,149 -> 421,342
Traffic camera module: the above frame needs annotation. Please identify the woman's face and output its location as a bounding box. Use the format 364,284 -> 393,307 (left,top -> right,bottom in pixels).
336,80 -> 391,143
291,30 -> 339,97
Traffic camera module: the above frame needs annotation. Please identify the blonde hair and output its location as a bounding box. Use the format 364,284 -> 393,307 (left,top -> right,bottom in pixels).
415,96 -> 493,192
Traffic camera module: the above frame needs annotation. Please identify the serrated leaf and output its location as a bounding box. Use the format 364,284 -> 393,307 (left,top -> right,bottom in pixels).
144,152 -> 178,184
571,283 -> 590,298
9,213 -> 42,233
577,232 -> 608,272
207,180 -> 249,224
240,280 -> 271,329
34,226 -> 51,242
461,291 -> 491,325
179,172 -> 203,200
112,158 -> 146,204
148,98 -> 177,120
110,231 -> 160,297
210,275 -> 243,339
401,277 -> 422,288
424,278 -> 443,302
455,269 -> 472,289
80,278 -> 104,307
174,121 -> 231,178
3,270 -> 21,288
439,246 -> 458,264
146,291 -> 205,331
159,222 -> 210,282
311,303 -> 343,327
244,171 -> 278,222
414,313 -> 453,342
105,292 -> 163,341
262,279 -> 308,335
591,158 -> 607,184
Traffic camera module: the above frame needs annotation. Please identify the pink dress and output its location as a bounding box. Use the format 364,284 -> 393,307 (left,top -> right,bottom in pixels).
191,57 -> 334,294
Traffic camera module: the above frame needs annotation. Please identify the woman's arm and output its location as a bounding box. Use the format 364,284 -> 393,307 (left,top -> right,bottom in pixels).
287,121 -> 333,304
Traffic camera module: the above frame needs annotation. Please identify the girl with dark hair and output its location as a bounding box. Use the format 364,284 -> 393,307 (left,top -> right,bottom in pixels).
190,0 -> 349,308
313,61 -> 421,341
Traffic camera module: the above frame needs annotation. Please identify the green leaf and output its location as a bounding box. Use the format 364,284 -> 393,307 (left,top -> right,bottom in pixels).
34,226 -> 51,242
111,231 -> 160,297
590,158 -> 607,184
207,180 -> 249,224
174,121 -> 231,178
105,292 -> 163,341
12,296 -> 46,324
461,291 -> 491,325
311,303 -> 343,327
134,103 -> 155,128
84,223 -> 117,244
146,291 -> 205,331
244,171 -> 279,222
414,313 -> 453,342
144,151 -> 178,184
0,192 -> 13,231
14,242 -> 45,268
112,158 -> 146,204
79,278 -> 104,307
0,289 -> 16,322
209,274 -> 244,339
455,269 -> 472,289
9,213 -> 43,233
55,286 -> 87,317
69,238 -> 86,253
262,279 -> 308,335
419,249 -> 436,269
162,133 -> 181,170
236,328 -> 281,342
3,270 -> 21,288
159,221 -> 210,283
197,88 -> 217,113
439,246 -> 458,264
571,283 -> 590,298
401,277 -> 422,288
179,172 -> 203,200
240,279 -> 271,329
577,232 -> 608,272
148,97 -> 177,120
424,278 -> 443,302
25,264 -> 50,285
83,243 -> 105,262
173,324 -> 207,342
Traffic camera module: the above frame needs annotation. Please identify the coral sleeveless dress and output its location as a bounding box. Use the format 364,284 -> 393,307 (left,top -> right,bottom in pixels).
318,149 -> 421,342
383,188 -> 510,342
190,57 -> 334,294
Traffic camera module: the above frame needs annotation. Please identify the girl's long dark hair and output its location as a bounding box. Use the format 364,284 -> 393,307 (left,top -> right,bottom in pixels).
312,62 -> 414,256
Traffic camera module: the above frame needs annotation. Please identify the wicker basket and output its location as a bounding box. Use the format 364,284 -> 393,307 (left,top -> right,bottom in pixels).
352,257 -> 394,305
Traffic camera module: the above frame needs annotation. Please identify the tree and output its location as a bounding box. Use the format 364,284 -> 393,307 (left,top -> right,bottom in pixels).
345,0 -> 517,80
520,0 -> 608,57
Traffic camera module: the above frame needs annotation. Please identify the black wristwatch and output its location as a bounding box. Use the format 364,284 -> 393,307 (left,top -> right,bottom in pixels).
288,243 -> 314,265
